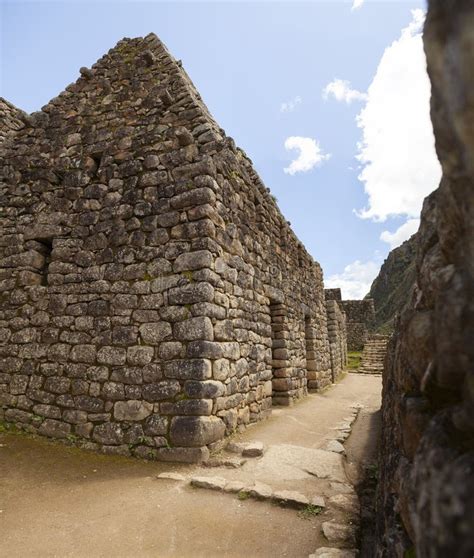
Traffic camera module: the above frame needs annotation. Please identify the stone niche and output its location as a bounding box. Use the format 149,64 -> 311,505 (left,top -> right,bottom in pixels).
0,34 -> 339,462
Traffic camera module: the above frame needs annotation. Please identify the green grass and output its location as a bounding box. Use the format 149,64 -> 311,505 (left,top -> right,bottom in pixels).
0,421 -> 18,434
298,504 -> 324,520
237,491 -> 250,501
347,351 -> 362,370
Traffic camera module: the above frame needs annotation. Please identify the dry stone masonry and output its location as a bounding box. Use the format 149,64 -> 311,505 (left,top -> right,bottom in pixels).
0,98 -> 26,145
341,299 -> 375,351
325,288 -> 374,352
0,34 -> 342,462
324,291 -> 348,381
376,1 -> 474,555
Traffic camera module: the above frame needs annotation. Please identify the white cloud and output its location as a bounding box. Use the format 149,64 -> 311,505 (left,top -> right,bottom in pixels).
283,136 -> 331,175
380,218 -> 419,249
352,0 -> 365,12
323,79 -> 367,104
325,259 -> 380,300
280,96 -> 302,113
356,9 -> 442,223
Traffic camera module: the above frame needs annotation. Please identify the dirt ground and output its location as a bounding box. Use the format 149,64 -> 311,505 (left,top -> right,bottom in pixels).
0,373 -> 381,558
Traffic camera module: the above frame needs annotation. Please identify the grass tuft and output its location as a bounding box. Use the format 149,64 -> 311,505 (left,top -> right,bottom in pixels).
347,351 -> 362,370
298,504 -> 324,520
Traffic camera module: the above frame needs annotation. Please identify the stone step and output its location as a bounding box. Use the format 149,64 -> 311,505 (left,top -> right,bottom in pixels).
356,334 -> 390,375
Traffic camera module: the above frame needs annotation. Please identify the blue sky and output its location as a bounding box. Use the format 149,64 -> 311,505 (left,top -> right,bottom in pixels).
1,0 -> 439,298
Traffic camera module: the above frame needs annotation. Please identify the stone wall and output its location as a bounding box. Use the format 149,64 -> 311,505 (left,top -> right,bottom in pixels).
323,288 -> 342,302
0,98 -> 25,145
376,1 -> 474,555
340,299 -> 375,351
0,34 -> 333,463
325,299 -> 347,382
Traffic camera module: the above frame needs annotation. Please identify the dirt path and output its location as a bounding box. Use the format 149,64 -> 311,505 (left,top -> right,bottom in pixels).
0,373 -> 381,558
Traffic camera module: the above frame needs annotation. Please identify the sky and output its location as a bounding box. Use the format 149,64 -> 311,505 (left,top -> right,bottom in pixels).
0,0 -> 441,298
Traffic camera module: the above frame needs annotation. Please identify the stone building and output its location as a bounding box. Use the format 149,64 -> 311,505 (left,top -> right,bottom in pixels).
325,288 -> 374,351
0,34 -> 341,462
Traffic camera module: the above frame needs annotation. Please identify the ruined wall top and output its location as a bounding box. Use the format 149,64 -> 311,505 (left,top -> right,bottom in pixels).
0,98 -> 25,145
324,288 -> 342,302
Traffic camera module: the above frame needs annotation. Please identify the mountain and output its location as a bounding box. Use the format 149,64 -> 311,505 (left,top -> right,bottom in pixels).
366,233 -> 417,332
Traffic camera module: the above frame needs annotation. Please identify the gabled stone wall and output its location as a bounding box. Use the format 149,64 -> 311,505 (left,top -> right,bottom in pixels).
340,299 -> 375,351
0,34 -> 333,462
0,98 -> 25,145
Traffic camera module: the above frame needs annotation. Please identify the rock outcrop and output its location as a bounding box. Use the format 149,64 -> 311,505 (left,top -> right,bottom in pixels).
366,234 -> 417,333
376,2 -> 474,555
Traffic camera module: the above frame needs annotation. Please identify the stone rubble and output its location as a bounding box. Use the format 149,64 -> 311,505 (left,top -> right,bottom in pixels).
310,548 -> 357,558
156,471 -> 186,481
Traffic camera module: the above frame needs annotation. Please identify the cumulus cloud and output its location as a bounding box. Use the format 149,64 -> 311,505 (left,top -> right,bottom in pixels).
352,0 -> 365,11
323,79 -> 367,104
325,259 -> 380,300
280,96 -> 302,113
283,136 -> 331,175
356,9 -> 442,224
380,218 -> 420,249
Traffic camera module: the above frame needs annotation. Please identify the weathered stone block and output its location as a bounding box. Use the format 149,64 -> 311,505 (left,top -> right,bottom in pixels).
142,381 -> 181,402
139,322 -> 172,345
44,377 -> 71,394
112,326 -> 138,346
173,250 -> 213,272
164,359 -> 212,380
92,423 -> 124,445
158,342 -> 183,360
184,380 -> 225,399
62,409 -> 88,424
114,400 -> 153,421
170,187 -> 215,210
75,395 -> 104,413
126,345 -> 154,366
32,404 -> 61,419
10,375 -> 29,395
169,416 -> 225,447
144,414 -> 168,436
173,317 -> 213,341
168,282 -> 214,305
97,346 -> 127,366
186,340 -> 223,359
161,399 -> 213,416
102,382 -> 125,400
38,419 -> 71,439
213,358 -> 230,381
